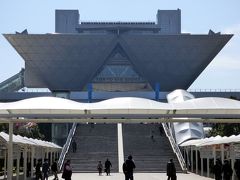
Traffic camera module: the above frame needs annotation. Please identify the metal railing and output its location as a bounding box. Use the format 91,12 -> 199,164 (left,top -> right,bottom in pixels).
162,122 -> 187,172
58,123 -> 77,170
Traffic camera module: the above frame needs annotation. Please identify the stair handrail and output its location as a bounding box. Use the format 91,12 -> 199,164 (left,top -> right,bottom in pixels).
162,122 -> 187,172
58,122 -> 77,170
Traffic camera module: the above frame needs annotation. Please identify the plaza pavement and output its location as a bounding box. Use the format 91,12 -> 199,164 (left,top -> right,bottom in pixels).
49,172 -> 213,180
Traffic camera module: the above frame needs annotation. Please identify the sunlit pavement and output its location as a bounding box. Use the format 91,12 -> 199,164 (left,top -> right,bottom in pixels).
49,172 -> 213,180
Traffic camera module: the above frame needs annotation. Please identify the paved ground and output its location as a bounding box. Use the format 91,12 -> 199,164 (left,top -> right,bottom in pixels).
49,172 -> 213,180
0,172 -> 213,180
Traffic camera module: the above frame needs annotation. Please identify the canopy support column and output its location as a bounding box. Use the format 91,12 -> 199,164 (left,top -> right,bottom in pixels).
207,157 -> 210,177
49,151 -> 52,167
201,157 -> 203,176
42,148 -> 44,165
186,148 -> 189,171
231,143 -> 234,180
23,146 -> 27,180
118,123 -> 124,173
4,149 -> 7,179
16,150 -> 20,180
7,122 -> 13,180
195,147 -> 198,174
191,146 -> 193,172
31,147 -> 35,178
213,146 -> 216,165
221,144 -> 224,164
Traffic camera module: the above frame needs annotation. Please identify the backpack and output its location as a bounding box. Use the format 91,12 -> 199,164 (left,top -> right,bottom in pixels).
123,162 -> 128,173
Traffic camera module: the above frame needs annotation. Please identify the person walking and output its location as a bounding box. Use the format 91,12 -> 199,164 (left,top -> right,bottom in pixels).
51,160 -> 59,180
104,158 -> 112,176
222,160 -> 233,180
166,159 -> 177,180
72,139 -> 77,153
62,160 -> 72,180
35,159 -> 43,180
213,159 -> 222,180
234,159 -> 240,180
123,155 -> 136,180
42,159 -> 50,180
97,161 -> 103,176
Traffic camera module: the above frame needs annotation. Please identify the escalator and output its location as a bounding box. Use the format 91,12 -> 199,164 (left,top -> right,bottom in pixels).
0,69 -> 25,92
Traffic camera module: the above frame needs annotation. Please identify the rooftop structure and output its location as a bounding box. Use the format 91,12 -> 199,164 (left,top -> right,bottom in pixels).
3,9 -> 232,92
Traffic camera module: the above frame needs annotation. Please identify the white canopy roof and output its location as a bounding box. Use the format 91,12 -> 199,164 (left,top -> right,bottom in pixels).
0,132 -> 61,149
180,134 -> 240,147
0,96 -> 240,121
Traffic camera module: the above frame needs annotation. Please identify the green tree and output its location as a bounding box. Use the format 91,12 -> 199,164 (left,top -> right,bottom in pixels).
209,123 -> 240,137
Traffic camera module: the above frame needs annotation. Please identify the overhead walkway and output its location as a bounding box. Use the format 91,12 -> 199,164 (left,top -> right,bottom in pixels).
0,68 -> 24,92
65,124 -> 119,172
122,124 -> 181,172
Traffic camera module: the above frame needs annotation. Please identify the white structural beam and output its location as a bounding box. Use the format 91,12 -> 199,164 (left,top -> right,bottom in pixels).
117,123 -> 124,173
2,118 -> 240,124
7,122 -> 13,180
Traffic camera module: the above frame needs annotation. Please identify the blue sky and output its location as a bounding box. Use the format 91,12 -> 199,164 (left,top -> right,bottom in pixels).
0,0 -> 240,90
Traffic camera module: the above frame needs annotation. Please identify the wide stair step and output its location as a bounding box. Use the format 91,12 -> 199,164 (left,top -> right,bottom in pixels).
123,124 -> 182,172
65,124 -> 118,172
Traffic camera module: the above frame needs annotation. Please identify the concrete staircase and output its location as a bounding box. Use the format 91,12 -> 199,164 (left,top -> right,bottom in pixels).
65,124 -> 118,172
122,124 -> 182,172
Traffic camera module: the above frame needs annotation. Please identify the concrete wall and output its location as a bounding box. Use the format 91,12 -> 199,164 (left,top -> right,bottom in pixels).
157,9 -> 181,34
55,10 -> 79,33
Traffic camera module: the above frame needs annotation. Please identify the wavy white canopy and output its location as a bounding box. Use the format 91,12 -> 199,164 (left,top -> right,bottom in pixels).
180,134 -> 240,147
0,132 -> 61,149
0,96 -> 240,122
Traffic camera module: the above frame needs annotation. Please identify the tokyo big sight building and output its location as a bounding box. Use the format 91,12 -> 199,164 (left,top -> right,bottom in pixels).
0,9 -> 237,147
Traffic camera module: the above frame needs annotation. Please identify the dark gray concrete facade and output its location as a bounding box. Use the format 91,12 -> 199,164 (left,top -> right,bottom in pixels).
3,9 -> 233,92
4,34 -> 232,91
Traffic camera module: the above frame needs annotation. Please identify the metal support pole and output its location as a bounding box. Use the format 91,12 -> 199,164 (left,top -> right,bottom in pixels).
87,83 -> 92,103
231,144 -> 234,180
207,157 -> 210,177
42,148 -> 44,165
191,146 -> 193,172
186,148 -> 189,171
118,123 -> 124,172
23,146 -> 27,180
16,150 -> 20,180
4,150 -> 7,179
196,147 -> 198,174
7,122 -> 13,180
31,147 -> 35,178
213,146 -> 216,165
201,157 -> 203,176
221,144 -> 224,164
155,83 -> 160,101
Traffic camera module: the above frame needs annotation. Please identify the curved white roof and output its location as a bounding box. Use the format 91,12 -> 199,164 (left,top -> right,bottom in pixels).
0,96 -> 240,118
180,135 -> 240,147
0,132 -> 61,149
